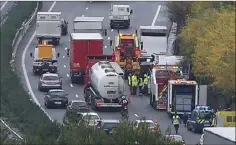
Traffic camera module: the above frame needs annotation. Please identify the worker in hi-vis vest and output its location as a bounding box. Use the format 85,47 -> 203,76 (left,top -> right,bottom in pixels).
131,74 -> 138,95
172,114 -> 181,134
128,73 -> 132,95
138,76 -> 143,95
142,74 -> 149,94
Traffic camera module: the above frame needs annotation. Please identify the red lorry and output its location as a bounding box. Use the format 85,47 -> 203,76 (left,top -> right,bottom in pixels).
69,33 -> 104,84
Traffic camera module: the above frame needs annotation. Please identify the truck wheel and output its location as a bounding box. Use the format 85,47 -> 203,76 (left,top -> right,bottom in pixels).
187,123 -> 191,131
193,125 -> 197,133
71,77 -> 76,84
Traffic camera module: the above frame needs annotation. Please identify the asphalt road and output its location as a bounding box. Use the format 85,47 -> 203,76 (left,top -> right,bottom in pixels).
0,1 -> 15,17
13,1 -> 201,144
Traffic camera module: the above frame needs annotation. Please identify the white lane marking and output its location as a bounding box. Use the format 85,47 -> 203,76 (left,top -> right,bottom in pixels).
75,94 -> 79,98
108,37 -> 110,40
22,1 -> 57,122
151,5 -> 161,26
104,46 -> 107,48
62,56 -> 65,58
65,47 -> 67,50
111,29 -> 113,32
64,65 -> 66,68
66,74 -> 69,77
86,7 -> 88,10
134,114 -> 139,118
0,1 -> 8,10
70,84 -> 73,87
82,15 -> 84,17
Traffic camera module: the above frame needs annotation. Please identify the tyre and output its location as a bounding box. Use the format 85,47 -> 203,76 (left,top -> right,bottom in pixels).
38,86 -> 42,91
45,101 -> 49,109
71,77 -> 76,84
193,125 -> 197,133
186,123 -> 191,131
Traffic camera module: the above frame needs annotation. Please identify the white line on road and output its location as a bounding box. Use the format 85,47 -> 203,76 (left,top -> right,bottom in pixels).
66,74 -> 69,77
62,56 -> 65,58
0,1 -> 8,10
104,46 -> 107,48
65,47 -> 67,50
134,114 -> 139,118
75,94 -> 79,98
64,65 -> 66,68
108,37 -> 110,40
70,84 -> 73,87
86,7 -> 88,10
82,15 -> 84,17
22,1 -> 57,122
111,29 -> 113,32
151,5 -> 161,26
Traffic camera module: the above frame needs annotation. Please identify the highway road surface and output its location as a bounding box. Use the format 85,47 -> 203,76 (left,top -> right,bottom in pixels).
0,1 -> 15,17
13,1 -> 201,144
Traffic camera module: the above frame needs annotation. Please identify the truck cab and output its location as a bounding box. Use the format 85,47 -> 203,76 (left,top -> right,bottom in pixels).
30,41 -> 60,74
187,106 -> 213,133
110,32 -> 141,78
109,5 -> 133,29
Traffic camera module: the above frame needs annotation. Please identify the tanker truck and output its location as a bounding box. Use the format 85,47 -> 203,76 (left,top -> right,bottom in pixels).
84,61 -> 124,110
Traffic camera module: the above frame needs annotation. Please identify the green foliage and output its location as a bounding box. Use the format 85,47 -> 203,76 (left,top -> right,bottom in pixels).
0,1 -> 59,142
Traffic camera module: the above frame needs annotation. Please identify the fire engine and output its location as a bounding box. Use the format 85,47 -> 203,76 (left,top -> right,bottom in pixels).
109,30 -> 141,78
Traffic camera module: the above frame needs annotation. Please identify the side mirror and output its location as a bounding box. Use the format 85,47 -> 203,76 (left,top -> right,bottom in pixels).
104,29 -> 107,36
140,42 -> 143,50
130,9 -> 133,14
67,49 -> 70,57
30,53 -> 33,57
57,53 -> 60,58
110,40 -> 112,47
117,29 -> 119,34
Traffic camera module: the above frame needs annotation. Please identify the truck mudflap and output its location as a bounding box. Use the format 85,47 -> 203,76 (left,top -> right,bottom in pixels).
33,66 -> 57,73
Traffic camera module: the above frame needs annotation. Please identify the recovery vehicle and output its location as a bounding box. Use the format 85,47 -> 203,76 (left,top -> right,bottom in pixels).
36,12 -> 68,45
109,4 -> 133,29
186,105 -> 214,133
84,59 -> 125,110
149,55 -> 184,110
30,40 -> 60,74
73,16 -> 107,36
68,33 -> 104,84
110,31 -> 141,78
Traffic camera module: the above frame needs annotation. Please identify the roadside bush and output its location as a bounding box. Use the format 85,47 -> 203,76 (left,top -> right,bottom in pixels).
0,1 -> 59,142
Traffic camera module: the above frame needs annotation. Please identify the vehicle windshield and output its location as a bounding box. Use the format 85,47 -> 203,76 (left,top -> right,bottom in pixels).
71,102 -> 87,109
83,115 -> 99,121
139,122 -> 154,128
43,76 -> 59,81
199,111 -> 211,119
50,91 -> 67,97
120,39 -> 134,47
173,85 -> 195,95
102,122 -> 119,129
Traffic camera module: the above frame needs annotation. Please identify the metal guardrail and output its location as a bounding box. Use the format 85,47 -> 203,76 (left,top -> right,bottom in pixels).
1,2 -> 40,141
0,2 -> 18,26
0,118 -> 24,141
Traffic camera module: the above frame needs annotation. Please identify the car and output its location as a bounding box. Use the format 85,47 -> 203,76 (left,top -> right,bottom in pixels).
134,120 -> 157,132
165,135 -> 185,145
38,73 -> 62,91
44,89 -> 68,108
79,112 -> 101,127
66,100 -> 90,114
96,120 -> 120,134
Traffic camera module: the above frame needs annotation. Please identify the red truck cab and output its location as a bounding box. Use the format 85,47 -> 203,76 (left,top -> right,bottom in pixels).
69,33 -> 104,84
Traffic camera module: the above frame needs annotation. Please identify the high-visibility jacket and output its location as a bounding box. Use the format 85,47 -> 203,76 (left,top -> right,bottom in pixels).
128,76 -> 131,86
131,75 -> 138,87
138,78 -> 143,86
143,76 -> 149,85
173,115 -> 180,125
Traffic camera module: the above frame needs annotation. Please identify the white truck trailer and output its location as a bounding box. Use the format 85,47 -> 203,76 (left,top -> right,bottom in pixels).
73,17 -> 107,36
36,12 -> 62,45
200,127 -> 235,145
84,61 -> 124,110
139,26 -> 169,55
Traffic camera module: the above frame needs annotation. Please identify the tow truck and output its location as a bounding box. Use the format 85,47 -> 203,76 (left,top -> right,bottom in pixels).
110,30 -> 141,78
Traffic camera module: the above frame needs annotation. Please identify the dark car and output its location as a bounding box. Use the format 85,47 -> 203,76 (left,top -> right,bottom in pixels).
44,89 -> 68,108
96,120 -> 120,134
66,100 -> 90,114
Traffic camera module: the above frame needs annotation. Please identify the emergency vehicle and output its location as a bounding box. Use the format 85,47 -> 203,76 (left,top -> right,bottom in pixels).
186,106 -> 213,133
110,31 -> 141,78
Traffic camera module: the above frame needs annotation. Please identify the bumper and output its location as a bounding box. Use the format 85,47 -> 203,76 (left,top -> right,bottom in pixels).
39,85 -> 62,90
33,66 -> 57,73
96,103 -> 122,108
156,105 -> 167,110
47,100 -> 68,107
71,71 -> 85,78
110,20 -> 129,27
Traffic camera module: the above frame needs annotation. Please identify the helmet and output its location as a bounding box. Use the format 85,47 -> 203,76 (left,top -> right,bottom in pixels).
121,96 -> 126,99
144,74 -> 147,77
